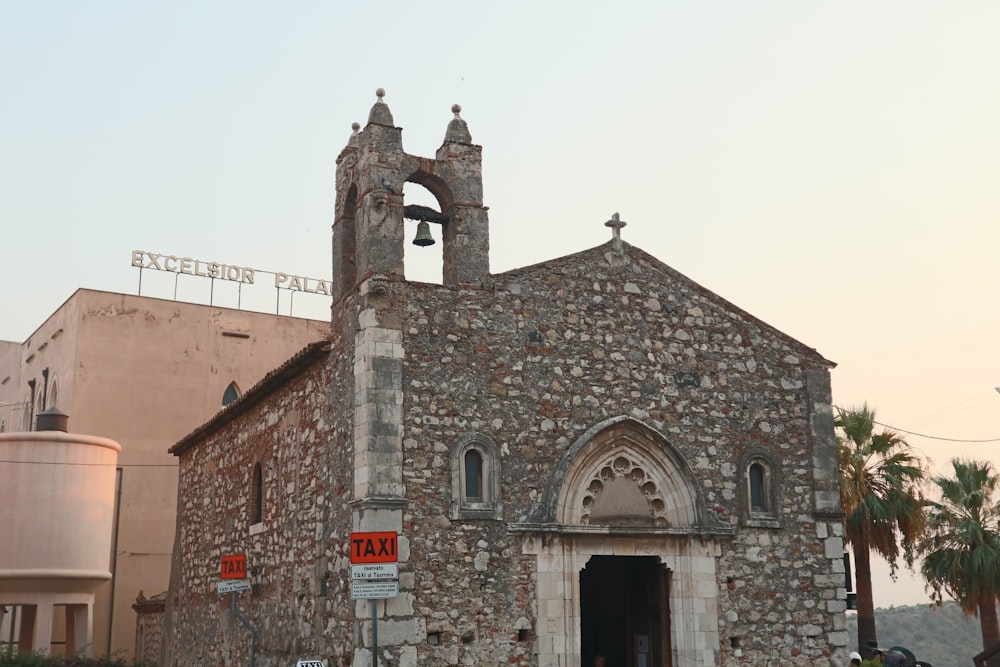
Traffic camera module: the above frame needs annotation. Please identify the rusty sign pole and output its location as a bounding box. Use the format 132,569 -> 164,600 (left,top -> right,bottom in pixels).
372,599 -> 378,667
231,590 -> 257,667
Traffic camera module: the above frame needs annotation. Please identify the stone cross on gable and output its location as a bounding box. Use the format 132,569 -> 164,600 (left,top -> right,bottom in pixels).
605,212 -> 626,250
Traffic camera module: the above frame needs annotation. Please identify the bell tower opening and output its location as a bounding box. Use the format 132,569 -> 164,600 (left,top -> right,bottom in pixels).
402,182 -> 444,284
580,555 -> 672,667
330,91 -> 491,302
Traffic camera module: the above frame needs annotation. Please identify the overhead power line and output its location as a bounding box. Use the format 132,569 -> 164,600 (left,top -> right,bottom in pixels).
868,420 -> 1000,444
0,459 -> 176,467
833,404 -> 1000,443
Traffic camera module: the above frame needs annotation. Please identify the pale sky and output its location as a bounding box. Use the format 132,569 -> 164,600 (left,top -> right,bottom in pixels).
3,2 -> 999,608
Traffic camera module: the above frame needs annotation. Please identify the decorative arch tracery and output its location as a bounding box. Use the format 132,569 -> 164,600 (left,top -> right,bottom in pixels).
579,454 -> 671,527
549,416 -> 710,530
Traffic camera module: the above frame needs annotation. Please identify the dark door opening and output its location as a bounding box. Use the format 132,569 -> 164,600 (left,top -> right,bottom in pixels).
580,555 -> 671,667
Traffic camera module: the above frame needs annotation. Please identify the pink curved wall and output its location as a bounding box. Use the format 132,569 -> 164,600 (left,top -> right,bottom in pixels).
0,431 -> 120,594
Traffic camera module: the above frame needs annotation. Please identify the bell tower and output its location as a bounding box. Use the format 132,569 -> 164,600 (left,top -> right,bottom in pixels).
331,89 -> 491,302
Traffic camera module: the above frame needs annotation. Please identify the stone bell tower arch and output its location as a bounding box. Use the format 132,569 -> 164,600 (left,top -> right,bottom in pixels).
331,88 -> 490,302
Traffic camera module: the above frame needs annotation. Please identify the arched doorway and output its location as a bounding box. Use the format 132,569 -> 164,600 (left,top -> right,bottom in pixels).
580,555 -> 672,667
516,417 -> 732,666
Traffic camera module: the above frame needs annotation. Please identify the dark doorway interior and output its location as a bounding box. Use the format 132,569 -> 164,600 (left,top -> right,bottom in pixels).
580,555 -> 671,667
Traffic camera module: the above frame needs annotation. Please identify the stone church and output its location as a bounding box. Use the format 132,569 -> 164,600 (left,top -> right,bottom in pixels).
162,90 -> 848,667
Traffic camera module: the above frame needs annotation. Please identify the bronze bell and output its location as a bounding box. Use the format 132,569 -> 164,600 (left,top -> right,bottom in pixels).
412,220 -> 435,247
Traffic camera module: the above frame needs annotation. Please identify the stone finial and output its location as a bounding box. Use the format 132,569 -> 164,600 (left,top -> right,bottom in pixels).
368,87 -> 394,126
444,102 -> 472,144
348,121 -> 361,146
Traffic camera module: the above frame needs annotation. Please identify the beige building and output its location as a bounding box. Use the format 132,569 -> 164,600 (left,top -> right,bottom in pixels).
0,288 -> 328,658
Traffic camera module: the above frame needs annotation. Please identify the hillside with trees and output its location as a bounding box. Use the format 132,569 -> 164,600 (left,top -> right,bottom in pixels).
846,602 -> 986,666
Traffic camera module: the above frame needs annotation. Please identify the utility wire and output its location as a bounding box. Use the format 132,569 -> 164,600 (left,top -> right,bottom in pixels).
869,420 -> 1000,444
0,459 -> 176,467
834,405 -> 1000,443
7,409 -> 999,467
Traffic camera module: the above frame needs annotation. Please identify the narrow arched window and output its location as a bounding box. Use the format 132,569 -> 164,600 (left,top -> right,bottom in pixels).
48,381 -> 58,410
223,382 -> 241,407
250,462 -> 263,524
749,462 -> 767,512
742,453 -> 780,527
0,417 -> 5,433
464,449 -> 483,499
450,433 -> 502,520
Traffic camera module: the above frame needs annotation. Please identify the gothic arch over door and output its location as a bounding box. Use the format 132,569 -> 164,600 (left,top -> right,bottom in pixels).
514,417 -> 732,667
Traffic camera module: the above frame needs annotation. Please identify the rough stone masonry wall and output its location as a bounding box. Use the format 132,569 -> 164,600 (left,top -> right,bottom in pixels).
166,351 -> 360,667
165,241 -> 844,666
132,592 -> 166,666
391,241 -> 844,666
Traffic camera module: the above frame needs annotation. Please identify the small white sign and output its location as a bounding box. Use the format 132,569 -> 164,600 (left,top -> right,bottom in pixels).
296,661 -> 325,667
217,578 -> 252,594
351,563 -> 399,580
350,579 -> 399,600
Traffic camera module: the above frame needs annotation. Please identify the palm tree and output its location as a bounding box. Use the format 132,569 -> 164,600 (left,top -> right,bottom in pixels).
836,404 -> 927,658
920,459 -> 1000,651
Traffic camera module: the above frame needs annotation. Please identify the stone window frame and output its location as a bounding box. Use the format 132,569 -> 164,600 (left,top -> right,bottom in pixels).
450,432 -> 502,520
249,461 -> 264,528
739,448 -> 781,528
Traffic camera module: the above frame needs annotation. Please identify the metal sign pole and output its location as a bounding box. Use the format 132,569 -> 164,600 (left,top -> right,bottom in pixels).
372,599 -> 378,667
231,591 -> 257,667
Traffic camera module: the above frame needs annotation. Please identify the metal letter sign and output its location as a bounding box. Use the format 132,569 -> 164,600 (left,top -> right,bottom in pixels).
296,661 -> 325,667
221,553 -> 247,579
350,532 -> 398,564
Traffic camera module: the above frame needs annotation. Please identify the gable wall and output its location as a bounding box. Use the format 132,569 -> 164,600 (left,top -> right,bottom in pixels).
394,245 -> 844,665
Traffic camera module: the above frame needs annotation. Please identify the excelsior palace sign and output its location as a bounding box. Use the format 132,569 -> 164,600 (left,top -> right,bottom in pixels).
131,249 -> 332,295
